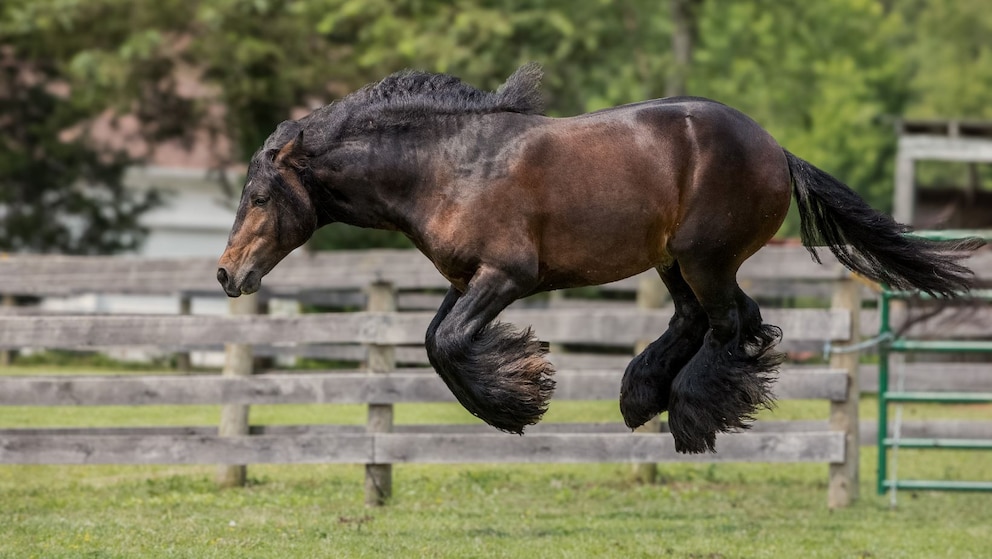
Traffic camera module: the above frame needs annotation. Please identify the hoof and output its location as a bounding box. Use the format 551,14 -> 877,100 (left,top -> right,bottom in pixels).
428,322 -> 555,434
619,320 -> 708,430
667,328 -> 782,454
619,352 -> 668,429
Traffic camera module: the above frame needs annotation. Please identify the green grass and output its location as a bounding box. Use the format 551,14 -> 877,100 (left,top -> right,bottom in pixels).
2,364 -> 992,558
3,459 -> 991,558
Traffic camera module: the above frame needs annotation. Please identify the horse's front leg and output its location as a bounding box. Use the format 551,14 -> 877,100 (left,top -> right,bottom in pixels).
425,266 -> 555,434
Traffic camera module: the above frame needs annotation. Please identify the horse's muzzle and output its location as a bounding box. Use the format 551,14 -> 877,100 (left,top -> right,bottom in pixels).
217,267 -> 260,297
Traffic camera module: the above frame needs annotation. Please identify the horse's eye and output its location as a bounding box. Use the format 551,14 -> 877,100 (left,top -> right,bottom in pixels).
252,196 -> 269,207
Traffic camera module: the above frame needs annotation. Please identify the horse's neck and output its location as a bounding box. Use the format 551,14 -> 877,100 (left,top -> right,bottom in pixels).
312,115 -> 534,236
309,146 -> 430,234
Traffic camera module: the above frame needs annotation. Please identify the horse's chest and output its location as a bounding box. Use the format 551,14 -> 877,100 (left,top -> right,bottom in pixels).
415,243 -> 476,292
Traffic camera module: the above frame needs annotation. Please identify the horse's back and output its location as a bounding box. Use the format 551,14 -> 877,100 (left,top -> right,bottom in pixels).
515,98 -> 791,288
550,97 -> 786,177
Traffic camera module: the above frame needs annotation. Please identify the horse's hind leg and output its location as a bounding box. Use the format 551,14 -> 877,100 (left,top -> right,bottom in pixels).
620,262 -> 708,429
667,258 -> 784,453
425,267 -> 555,434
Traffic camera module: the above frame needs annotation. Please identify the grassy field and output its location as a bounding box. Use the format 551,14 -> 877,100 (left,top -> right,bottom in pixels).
2,364 -> 991,558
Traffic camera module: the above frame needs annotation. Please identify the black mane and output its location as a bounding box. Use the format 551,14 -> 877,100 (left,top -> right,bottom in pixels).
257,64 -> 544,159
349,63 -> 544,119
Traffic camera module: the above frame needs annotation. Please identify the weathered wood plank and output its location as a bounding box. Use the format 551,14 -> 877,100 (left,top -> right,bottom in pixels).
858,363 -> 992,393
373,432 -> 845,464
0,434 -> 373,465
501,308 -> 851,346
0,307 -> 850,349
0,250 -> 447,296
1,247 -> 829,297
0,313 -> 430,348
899,135 -> 992,163
234,343 -> 428,364
250,313 -> 858,363
549,368 -> 848,401
0,431 -> 842,464
3,420 -> 987,444
552,359 -> 992,394
0,372 -> 440,406
32,297 -> 985,342
859,306 -> 992,338
866,419 -> 992,441
0,367 -> 848,407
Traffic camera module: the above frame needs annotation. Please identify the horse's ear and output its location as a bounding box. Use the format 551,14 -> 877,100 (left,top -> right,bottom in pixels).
274,129 -> 307,170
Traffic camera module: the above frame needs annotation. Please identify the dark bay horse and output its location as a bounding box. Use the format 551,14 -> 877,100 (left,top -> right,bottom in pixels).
217,64 -> 982,453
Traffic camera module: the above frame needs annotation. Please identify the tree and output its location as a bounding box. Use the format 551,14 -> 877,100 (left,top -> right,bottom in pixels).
901,0 -> 992,120
666,0 -> 703,98
0,40 -> 160,253
687,0 -> 910,216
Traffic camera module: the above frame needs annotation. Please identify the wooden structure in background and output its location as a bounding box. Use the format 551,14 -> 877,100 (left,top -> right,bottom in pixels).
894,119 -> 992,228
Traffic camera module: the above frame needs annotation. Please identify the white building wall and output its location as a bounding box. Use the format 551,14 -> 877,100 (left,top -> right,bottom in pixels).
128,166 -> 239,257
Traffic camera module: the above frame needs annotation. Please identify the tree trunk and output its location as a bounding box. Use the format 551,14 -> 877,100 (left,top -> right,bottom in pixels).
667,0 -> 701,97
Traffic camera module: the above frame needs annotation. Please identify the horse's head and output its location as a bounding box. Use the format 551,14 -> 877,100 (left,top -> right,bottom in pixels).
217,124 -> 316,297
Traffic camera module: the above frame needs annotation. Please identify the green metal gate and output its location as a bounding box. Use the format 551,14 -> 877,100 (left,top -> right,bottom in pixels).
876,231 -> 992,495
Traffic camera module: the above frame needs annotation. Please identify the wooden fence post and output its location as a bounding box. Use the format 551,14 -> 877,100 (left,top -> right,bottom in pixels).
365,281 -> 396,506
632,272 -> 669,483
828,276 -> 860,508
0,295 -> 13,366
216,292 -> 258,488
176,294 -> 192,373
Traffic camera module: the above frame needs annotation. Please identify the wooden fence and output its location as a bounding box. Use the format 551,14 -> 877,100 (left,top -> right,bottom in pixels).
1,245 -> 990,508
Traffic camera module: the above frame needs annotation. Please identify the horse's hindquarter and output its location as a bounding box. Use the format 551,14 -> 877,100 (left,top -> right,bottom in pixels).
520,106 -> 695,290
655,99 -> 792,267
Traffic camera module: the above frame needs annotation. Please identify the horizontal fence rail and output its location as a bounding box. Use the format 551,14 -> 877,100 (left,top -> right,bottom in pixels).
3,245 -> 991,297
0,367 -> 849,407
2,420 -> 984,445
0,308 -> 851,350
0,432 -> 845,466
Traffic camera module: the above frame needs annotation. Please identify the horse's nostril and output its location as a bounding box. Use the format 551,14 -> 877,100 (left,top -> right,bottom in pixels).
217,268 -> 229,285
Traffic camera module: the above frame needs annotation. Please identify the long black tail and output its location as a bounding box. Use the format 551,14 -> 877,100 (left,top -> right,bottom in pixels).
786,150 -> 984,297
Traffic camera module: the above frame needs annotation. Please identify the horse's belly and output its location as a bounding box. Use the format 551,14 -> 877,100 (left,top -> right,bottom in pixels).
536,222 -> 670,290
522,125 -> 681,290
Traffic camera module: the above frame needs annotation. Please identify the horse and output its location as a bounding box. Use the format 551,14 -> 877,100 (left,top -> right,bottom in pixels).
216,64 -> 983,453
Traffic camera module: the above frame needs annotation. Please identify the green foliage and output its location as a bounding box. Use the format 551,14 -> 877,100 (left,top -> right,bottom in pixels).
688,1 -> 910,217
3,0 -> 990,250
0,0 -> 164,254
902,0 -> 992,120
0,72 -> 161,253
